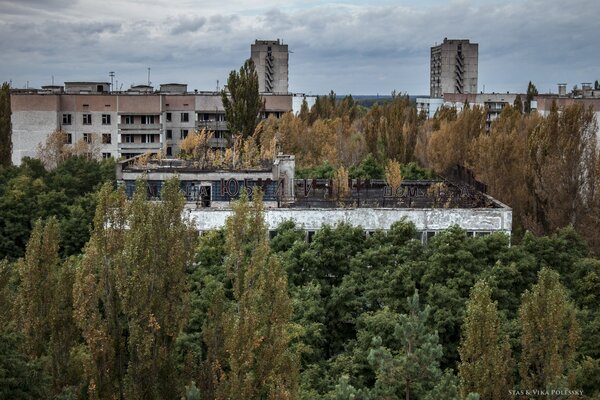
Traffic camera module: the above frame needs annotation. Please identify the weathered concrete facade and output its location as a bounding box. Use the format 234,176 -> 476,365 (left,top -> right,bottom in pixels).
430,38 -> 478,98
251,39 -> 289,94
11,87 -> 293,165
188,206 -> 512,238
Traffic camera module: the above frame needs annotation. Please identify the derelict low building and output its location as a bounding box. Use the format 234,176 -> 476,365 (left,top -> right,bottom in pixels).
116,155 -> 511,241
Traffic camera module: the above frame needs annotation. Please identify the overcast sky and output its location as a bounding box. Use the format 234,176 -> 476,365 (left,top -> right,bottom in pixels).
0,0 -> 598,95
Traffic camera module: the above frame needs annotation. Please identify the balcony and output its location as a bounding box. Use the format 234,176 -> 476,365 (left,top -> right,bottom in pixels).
118,142 -> 162,150
118,123 -> 162,130
196,120 -> 228,131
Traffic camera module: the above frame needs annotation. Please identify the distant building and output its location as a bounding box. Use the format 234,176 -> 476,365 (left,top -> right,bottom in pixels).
10,82 -> 292,164
416,97 -> 444,119
443,92 -> 523,130
251,39 -> 289,94
430,38 -> 478,98
116,155 -> 512,240
534,84 -> 600,138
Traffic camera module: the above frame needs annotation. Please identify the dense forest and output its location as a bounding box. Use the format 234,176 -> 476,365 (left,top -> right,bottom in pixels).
1,88 -> 599,399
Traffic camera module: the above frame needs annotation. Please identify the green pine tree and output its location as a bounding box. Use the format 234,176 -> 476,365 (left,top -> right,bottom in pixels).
367,291 -> 444,400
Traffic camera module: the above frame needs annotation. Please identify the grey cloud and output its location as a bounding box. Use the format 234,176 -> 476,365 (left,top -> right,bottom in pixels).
1,0 -> 599,94
170,16 -> 206,35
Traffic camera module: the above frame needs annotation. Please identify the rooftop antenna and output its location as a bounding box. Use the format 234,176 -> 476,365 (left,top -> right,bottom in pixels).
109,71 -> 115,91
216,79 -> 219,91
147,67 -> 151,86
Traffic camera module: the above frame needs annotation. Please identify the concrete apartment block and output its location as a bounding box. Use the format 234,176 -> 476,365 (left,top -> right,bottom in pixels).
431,38 -> 478,98
10,84 -> 293,165
251,39 -> 289,94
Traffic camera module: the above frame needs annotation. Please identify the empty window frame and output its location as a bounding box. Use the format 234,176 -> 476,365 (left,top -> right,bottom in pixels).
180,129 -> 189,139
62,114 -> 72,125
166,129 -> 172,139
102,114 -> 111,125
102,133 -> 111,144
122,134 -> 135,143
181,112 -> 189,122
123,115 -> 135,124
141,115 -> 156,124
82,114 -> 92,125
141,134 -> 157,143
83,133 -> 92,143
166,112 -> 172,122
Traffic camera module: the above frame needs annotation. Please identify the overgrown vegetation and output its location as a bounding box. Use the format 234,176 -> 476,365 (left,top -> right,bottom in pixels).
1,81 -> 600,399
1,183 -> 599,398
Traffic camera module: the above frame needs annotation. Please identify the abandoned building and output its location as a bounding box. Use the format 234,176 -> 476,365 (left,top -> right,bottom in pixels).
116,155 -> 512,241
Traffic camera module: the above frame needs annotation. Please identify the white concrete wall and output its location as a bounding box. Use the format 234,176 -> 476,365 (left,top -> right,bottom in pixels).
188,207 -> 512,234
69,111 -> 118,156
11,110 -> 58,164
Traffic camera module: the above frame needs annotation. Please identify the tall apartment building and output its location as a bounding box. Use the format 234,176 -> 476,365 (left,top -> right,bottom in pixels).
430,38 -> 478,98
10,81 -> 293,165
251,39 -> 289,94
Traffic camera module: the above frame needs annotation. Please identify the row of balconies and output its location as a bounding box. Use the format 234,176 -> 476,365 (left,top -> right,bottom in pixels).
117,120 -> 228,131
